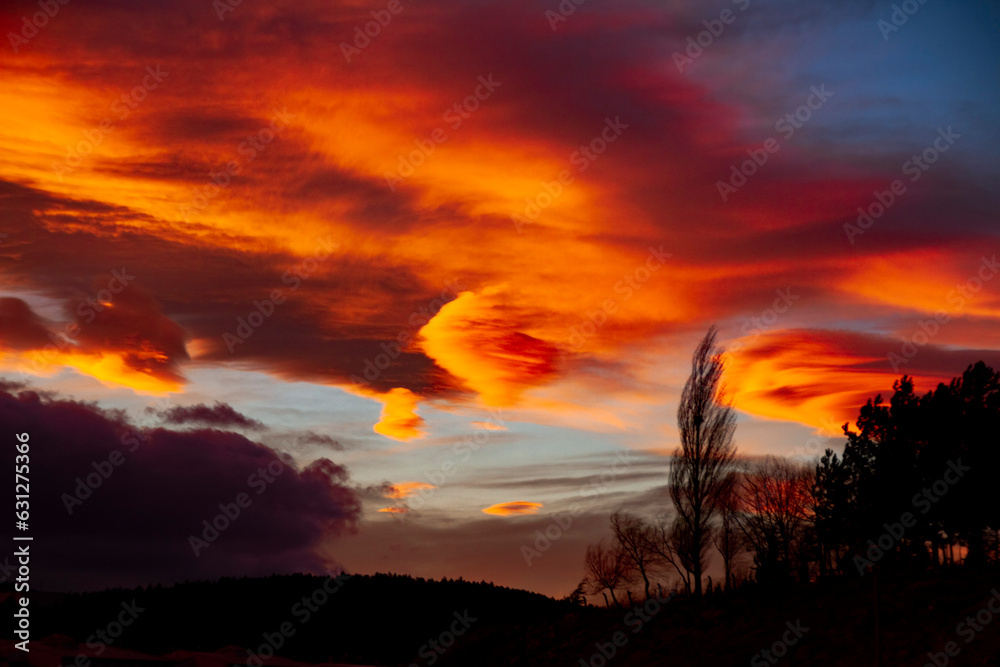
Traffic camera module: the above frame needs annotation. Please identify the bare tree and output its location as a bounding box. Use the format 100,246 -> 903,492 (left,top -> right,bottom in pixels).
670,326 -> 737,598
610,512 -> 658,600
583,538 -> 633,607
713,473 -> 742,591
734,455 -> 813,584
648,511 -> 694,594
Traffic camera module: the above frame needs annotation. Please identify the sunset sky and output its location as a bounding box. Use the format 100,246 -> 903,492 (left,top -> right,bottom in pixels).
1,0 -> 998,597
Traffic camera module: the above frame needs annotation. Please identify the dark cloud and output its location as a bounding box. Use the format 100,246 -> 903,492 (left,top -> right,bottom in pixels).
744,329 -> 1000,377
154,401 -> 265,430
71,280 -> 191,384
0,381 -> 360,591
0,272 -> 190,388
296,431 -> 344,450
0,178 -> 457,395
0,298 -> 51,349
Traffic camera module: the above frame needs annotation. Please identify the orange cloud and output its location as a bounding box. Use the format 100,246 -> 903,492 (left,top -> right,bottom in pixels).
482,501 -> 543,516
725,329 -> 969,433
383,481 -> 436,500
53,350 -> 181,394
837,249 -> 1000,319
418,286 -> 560,406
336,383 -> 429,441
0,289 -> 187,395
377,507 -> 408,514
372,387 -> 425,440
1,349 -> 182,395
2,0 -> 997,472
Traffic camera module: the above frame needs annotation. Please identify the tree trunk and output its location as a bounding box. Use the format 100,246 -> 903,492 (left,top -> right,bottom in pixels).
693,420 -> 703,599
965,529 -> 985,567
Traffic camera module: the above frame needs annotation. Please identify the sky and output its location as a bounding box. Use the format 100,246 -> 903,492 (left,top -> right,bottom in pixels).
0,0 -> 998,598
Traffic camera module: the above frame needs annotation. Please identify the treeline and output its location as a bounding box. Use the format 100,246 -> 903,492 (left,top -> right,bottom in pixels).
815,361 -> 999,575
22,572 -> 570,664
582,328 -> 1000,605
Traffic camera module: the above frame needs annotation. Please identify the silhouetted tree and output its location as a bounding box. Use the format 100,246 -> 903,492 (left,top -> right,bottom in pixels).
812,447 -> 854,575
811,362 -> 1000,574
648,512 -> 694,594
670,326 -> 737,597
610,511 -> 658,600
583,539 -> 633,607
926,362 -> 1000,566
565,580 -> 588,606
713,473 -> 742,591
734,456 -> 812,585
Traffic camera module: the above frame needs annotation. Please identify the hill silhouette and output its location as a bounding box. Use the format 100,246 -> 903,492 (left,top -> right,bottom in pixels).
6,569 -> 1000,666
6,572 -> 571,666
